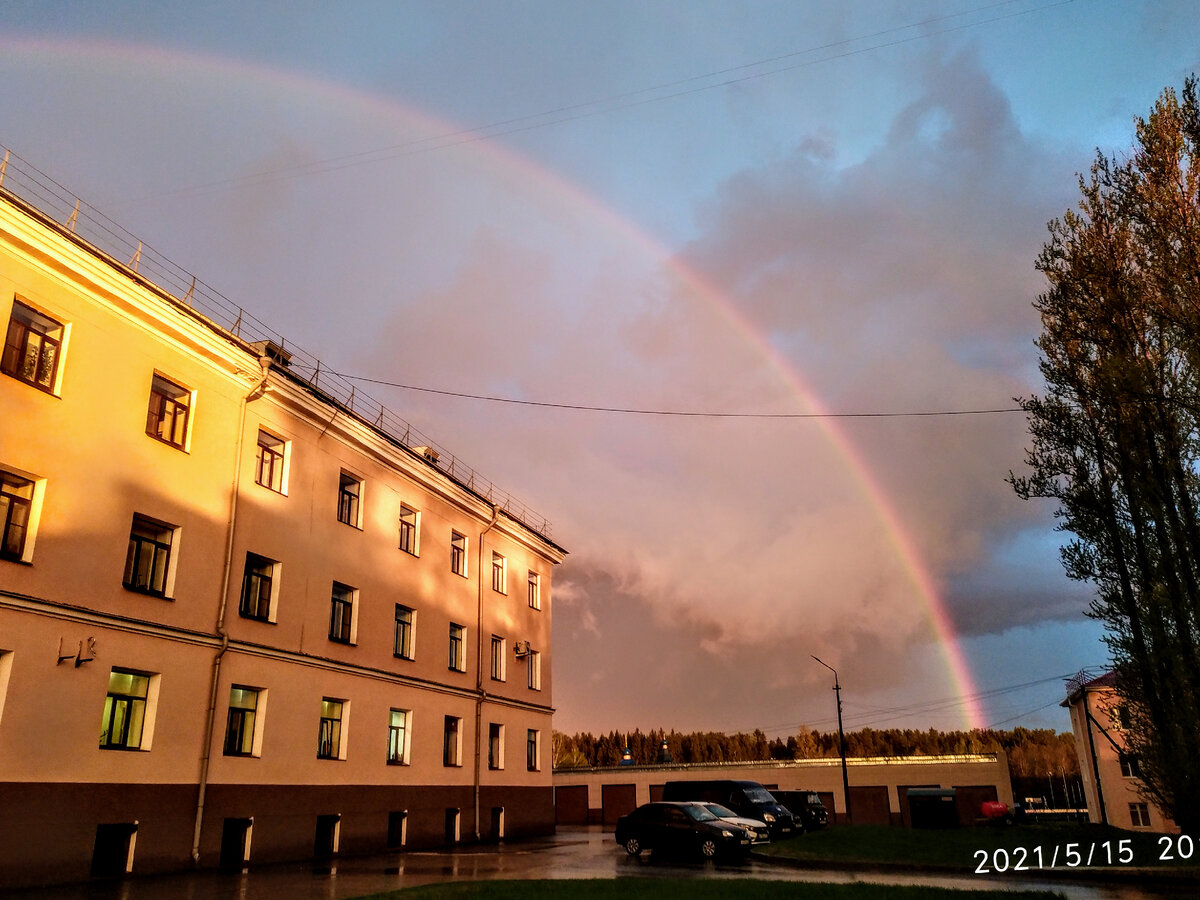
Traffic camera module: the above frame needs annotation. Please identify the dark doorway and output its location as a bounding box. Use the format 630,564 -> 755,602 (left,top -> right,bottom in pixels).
91,823 -> 137,877
219,817 -> 253,869
490,806 -> 504,841
444,808 -> 460,844
387,811 -> 408,849
314,814 -> 340,857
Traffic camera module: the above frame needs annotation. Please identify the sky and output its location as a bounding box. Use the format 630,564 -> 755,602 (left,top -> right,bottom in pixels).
2,0 -> 1198,738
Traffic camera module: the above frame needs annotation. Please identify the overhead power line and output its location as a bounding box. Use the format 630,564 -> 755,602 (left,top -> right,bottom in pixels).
134,0 -> 1076,203
331,371 -> 1022,420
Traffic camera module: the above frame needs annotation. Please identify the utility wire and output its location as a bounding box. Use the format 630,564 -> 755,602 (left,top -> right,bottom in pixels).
330,371 -> 1022,419
130,0 -> 1076,203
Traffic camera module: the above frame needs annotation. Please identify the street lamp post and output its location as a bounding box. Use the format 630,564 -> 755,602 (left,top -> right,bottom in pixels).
812,655 -> 852,826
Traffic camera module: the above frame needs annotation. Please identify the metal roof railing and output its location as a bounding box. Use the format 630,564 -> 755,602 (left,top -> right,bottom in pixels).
0,146 -> 553,540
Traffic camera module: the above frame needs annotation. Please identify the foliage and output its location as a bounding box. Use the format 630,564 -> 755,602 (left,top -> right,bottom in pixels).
552,726 -> 1079,782
1011,77 -> 1200,834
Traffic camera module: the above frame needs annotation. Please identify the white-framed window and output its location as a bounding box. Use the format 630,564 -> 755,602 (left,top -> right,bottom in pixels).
1120,754 -> 1142,778
0,465 -> 44,564
527,728 -> 540,771
492,551 -> 507,594
100,668 -> 160,751
448,623 -> 466,672
1130,802 -> 1151,828
224,685 -> 266,757
255,429 -> 288,494
488,722 -> 504,770
318,697 -> 348,760
146,373 -> 192,450
490,635 -> 506,682
387,708 -> 411,765
239,552 -> 278,622
123,514 -> 179,598
337,471 -> 362,528
394,604 -> 416,660
450,531 -> 467,576
329,582 -> 357,644
0,649 -> 12,728
3,298 -> 66,394
527,650 -> 541,691
398,505 -> 420,556
528,571 -> 541,610
443,715 -> 462,767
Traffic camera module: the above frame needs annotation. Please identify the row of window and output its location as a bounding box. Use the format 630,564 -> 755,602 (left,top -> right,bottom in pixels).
4,298 -> 547,611
99,668 -> 542,769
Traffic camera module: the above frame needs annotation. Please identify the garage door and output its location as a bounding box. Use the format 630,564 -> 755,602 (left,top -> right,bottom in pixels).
555,785 -> 589,825
601,784 -> 637,828
848,786 -> 891,826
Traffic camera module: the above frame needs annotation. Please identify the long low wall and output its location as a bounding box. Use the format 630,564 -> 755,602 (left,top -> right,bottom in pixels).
553,754 -> 1012,828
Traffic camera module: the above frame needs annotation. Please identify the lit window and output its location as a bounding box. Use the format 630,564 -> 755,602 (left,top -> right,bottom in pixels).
443,715 -> 461,767
123,514 -> 175,597
318,698 -> 344,760
488,722 -> 504,770
387,709 -> 411,765
490,635 -> 505,682
223,686 -> 260,757
448,623 -> 465,672
145,374 -> 191,449
450,531 -> 467,576
394,604 -> 415,659
3,300 -> 63,392
528,571 -> 541,610
0,471 -> 34,563
337,472 -> 361,527
527,729 -> 540,771
239,553 -> 276,622
1130,802 -> 1151,828
398,505 -> 419,555
329,583 -> 355,644
527,650 -> 541,691
100,669 -> 152,750
255,430 -> 285,493
492,552 -> 507,594
1120,754 -> 1142,778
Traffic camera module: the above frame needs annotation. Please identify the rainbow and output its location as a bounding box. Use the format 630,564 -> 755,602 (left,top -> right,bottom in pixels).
0,36 -> 984,728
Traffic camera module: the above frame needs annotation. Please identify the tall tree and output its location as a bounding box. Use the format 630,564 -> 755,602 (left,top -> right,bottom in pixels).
1011,77 -> 1200,834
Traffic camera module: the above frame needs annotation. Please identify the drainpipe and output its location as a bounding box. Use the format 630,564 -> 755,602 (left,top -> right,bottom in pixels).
192,357 -> 271,866
1081,696 -> 1108,826
472,503 -> 500,842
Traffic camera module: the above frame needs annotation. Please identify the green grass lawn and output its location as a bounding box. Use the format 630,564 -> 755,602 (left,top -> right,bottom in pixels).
761,822 -> 1200,874
355,879 -> 1063,899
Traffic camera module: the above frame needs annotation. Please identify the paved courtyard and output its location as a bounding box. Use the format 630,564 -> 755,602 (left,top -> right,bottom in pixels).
8,827 -> 1196,900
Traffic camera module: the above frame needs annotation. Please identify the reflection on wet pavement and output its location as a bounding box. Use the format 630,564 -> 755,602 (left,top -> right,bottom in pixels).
7,827 -> 1197,900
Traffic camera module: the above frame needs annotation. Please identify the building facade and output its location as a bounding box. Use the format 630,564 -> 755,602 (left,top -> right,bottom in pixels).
1063,672 -> 1178,833
554,754 -> 1013,828
0,182 -> 565,888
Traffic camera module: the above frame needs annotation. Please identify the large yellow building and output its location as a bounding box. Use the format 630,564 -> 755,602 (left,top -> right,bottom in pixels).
0,169 -> 565,887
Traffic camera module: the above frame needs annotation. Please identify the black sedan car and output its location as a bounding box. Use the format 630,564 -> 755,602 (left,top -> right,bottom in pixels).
615,801 -> 753,860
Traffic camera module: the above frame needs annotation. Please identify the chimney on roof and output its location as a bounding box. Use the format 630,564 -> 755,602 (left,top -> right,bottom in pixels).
251,339 -> 292,367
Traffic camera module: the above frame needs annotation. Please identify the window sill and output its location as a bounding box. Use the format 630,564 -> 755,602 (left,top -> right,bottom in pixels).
99,745 -> 147,752
386,759 -> 409,767
123,585 -> 173,600
145,432 -> 189,452
0,555 -> 32,566
329,638 -> 355,646
239,613 -> 275,624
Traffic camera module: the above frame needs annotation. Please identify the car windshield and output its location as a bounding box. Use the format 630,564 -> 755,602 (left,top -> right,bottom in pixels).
703,803 -> 738,819
683,805 -> 719,822
746,788 -> 776,803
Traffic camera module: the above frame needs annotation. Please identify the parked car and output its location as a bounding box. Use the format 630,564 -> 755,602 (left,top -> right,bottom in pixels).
615,801 -> 753,860
661,780 -> 798,838
695,802 -> 771,843
771,790 -> 830,830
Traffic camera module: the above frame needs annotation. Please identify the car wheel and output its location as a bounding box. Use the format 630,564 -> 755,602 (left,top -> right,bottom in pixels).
624,837 -> 641,856
699,837 -> 718,859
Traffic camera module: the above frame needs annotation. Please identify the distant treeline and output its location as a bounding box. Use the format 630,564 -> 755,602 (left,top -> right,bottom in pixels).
552,726 -> 1079,781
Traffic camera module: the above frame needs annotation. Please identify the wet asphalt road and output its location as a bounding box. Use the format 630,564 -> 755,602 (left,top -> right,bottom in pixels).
8,827 -> 1198,900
